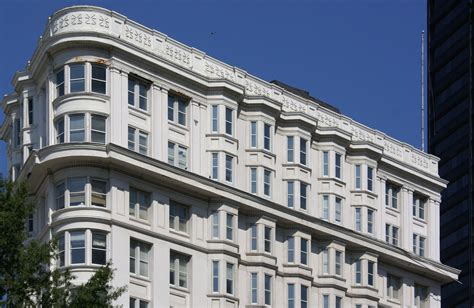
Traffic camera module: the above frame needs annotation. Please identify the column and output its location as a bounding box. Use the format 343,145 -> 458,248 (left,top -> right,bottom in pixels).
160,88 -> 169,160
401,187 -> 413,251
429,199 -> 441,260
377,177 -> 386,242
151,84 -> 161,160
46,69 -> 54,146
109,67 -> 123,145
190,100 -> 202,173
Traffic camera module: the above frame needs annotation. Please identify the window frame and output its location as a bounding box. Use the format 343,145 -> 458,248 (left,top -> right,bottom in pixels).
300,138 -> 307,165
300,182 -> 308,210
225,107 -> 233,136
250,121 -> 258,148
355,164 -> 361,189
128,76 -> 148,111
168,141 -> 188,169
170,251 -> 190,289
169,201 -> 190,234
287,181 -> 294,208
225,155 -> 234,183
211,105 -> 219,133
129,187 -> 151,221
168,93 -> 188,126
263,123 -> 272,151
250,167 -> 257,194
263,169 -> 272,197
128,126 -> 148,155
287,136 -> 294,162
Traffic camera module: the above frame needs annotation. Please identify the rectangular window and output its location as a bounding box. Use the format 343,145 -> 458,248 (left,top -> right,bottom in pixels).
91,64 -> 106,94
335,197 -> 342,223
129,188 -> 150,220
264,274 -> 272,305
250,168 -> 257,194
264,169 -> 272,197
323,295 -> 329,308
68,177 -> 86,206
251,273 -> 258,304
250,121 -> 257,148
56,118 -> 64,144
128,127 -> 148,155
300,138 -> 307,165
367,209 -> 374,234
225,155 -> 233,183
301,285 -> 308,308
212,260 -> 219,293
226,263 -> 234,295
300,183 -> 308,210
287,181 -> 294,208
287,136 -> 294,162
168,94 -> 187,126
263,123 -> 271,151
91,179 -> 107,207
226,213 -> 233,241
56,69 -> 65,97
322,195 -> 329,220
138,131 -> 148,155
91,115 -> 106,143
288,236 -> 295,263
128,77 -> 148,110
301,238 -> 308,265
355,208 -> 361,232
170,251 -> 189,288
387,274 -> 401,300
335,153 -> 342,179
413,234 -> 426,257
322,249 -> 329,274
211,211 -> 219,239
414,284 -> 428,308
91,231 -> 107,265
168,142 -> 187,169
385,182 -> 399,209
264,226 -> 272,253
169,201 -> 189,233
355,259 -> 361,284
69,114 -> 85,142
69,63 -> 85,93
14,118 -> 21,146
368,261 -> 374,286
335,250 -> 342,276
251,224 -> 257,251
58,235 -> 65,266
355,165 -> 361,189
225,107 -> 233,135
335,296 -> 342,308
211,153 -> 219,180
323,151 -> 329,176
287,283 -> 295,308
413,194 -> 426,220
168,142 -> 175,165
130,298 -> 148,308
386,224 -> 399,246
70,230 -> 85,264
211,105 -> 219,132
129,239 -> 150,277
55,182 -> 65,209
28,98 -> 33,125
367,166 -> 374,191
127,127 -> 135,151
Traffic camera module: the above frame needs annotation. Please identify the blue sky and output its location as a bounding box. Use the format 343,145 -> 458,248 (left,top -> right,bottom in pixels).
0,0 -> 427,177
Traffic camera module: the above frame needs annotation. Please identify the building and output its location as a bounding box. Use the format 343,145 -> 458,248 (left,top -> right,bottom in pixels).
427,0 -> 472,307
0,5 -> 458,308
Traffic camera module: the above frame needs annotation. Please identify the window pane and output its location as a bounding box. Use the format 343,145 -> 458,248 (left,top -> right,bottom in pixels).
287,181 -> 294,208
225,107 -> 233,135
300,138 -> 307,165
70,64 -> 85,79
287,136 -> 294,162
178,100 -> 186,125
264,123 -> 271,150
168,97 -> 174,121
212,105 -> 218,132
225,155 -> 233,182
70,231 -> 85,264
70,79 -> 85,93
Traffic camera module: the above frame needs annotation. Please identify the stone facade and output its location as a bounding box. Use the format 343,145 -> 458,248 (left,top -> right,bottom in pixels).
0,5 -> 458,308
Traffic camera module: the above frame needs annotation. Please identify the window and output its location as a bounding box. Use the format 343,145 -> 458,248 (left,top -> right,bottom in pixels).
287,181 -> 294,208
170,252 -> 189,288
367,209 -> 374,234
225,155 -> 234,183
69,64 -> 85,93
129,188 -> 150,220
212,260 -> 219,292
367,166 -> 374,191
355,259 -> 362,283
169,201 -> 189,233
13,118 -> 21,146
301,285 -> 308,308
250,168 -> 257,194
355,165 -> 361,189
225,107 -> 233,135
322,249 -> 329,274
264,274 -> 272,305
91,231 -> 107,265
335,153 -> 342,179
91,64 -> 106,94
130,239 -> 150,277
128,127 -> 148,155
27,98 -> 33,125
413,234 -> 426,257
413,194 -> 426,220
287,283 -> 295,308
335,250 -> 342,276
55,182 -> 65,209
251,224 -> 257,251
130,298 -> 148,308
211,153 -> 219,180
250,121 -> 257,148
91,115 -> 106,143
335,197 -> 342,223
168,142 -> 187,169
251,273 -> 258,304
56,69 -> 65,97
91,179 -> 107,207
211,105 -> 219,132
414,284 -> 428,308
226,263 -> 234,294
300,138 -> 307,165
323,151 -> 329,176
68,177 -> 86,206
264,169 -> 272,197
335,296 -> 342,308
56,118 -> 64,144
211,211 -> 219,239
263,123 -> 271,151
55,113 -> 106,144
128,77 -> 148,110
287,136 -> 294,162
288,236 -> 295,263
387,274 -> 401,300
368,261 -> 374,286
168,93 -> 187,126
385,182 -> 399,209
27,214 -> 34,234
300,183 -> 308,210
322,195 -> 329,220
323,295 -> 329,308
355,208 -> 361,232
226,213 -> 234,241
264,226 -> 272,253
70,231 -> 85,264
58,235 -> 65,266
385,224 -> 399,246
301,238 -> 308,265
69,114 -> 85,142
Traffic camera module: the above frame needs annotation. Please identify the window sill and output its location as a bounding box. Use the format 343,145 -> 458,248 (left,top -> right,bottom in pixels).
349,189 -> 377,198
245,148 -> 276,158
317,176 -> 346,185
53,92 -> 110,107
413,216 -> 426,224
128,105 -> 150,118
129,216 -> 151,226
318,274 -> 346,282
246,251 -> 277,261
281,162 -> 312,172
169,228 -> 190,238
169,121 -> 189,132
130,273 -> 151,283
387,298 -> 401,305
385,206 -> 400,215
207,239 -> 240,249
170,284 -> 190,294
52,205 -> 111,216
206,293 -> 239,302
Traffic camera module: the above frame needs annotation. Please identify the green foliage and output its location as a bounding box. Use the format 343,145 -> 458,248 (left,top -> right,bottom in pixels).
0,181 -> 125,307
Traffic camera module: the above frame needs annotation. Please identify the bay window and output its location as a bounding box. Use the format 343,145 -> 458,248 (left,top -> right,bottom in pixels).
91,64 -> 106,94
57,230 -> 109,267
335,153 -> 342,179
287,181 -> 294,208
55,113 -> 107,144
301,238 -> 308,265
250,121 -> 257,148
56,69 -> 65,97
212,260 -> 219,292
264,169 -> 272,197
355,165 -> 361,189
226,263 -> 234,295
287,136 -> 294,162
225,107 -> 233,135
55,63 -> 108,98
70,230 -> 85,264
91,231 -> 107,265
263,123 -> 271,151
367,166 -> 374,191
300,183 -> 308,210
251,273 -> 258,304
300,138 -> 307,165
69,64 -> 85,93
211,105 -> 219,132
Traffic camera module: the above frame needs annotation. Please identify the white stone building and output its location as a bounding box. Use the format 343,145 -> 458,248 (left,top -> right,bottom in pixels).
0,6 -> 459,308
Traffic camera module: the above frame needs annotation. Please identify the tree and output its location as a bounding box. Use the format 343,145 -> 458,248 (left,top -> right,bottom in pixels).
0,181 -> 125,307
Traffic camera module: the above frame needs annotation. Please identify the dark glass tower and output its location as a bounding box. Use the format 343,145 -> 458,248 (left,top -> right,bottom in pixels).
428,0 -> 472,307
